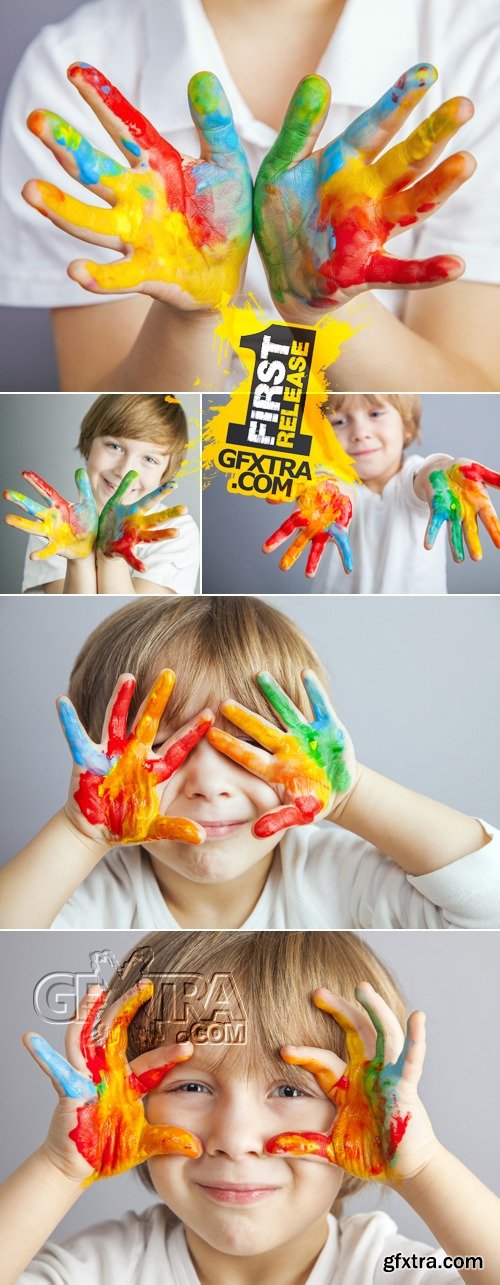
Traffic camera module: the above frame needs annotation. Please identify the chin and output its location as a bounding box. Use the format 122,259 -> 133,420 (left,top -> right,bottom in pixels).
170,844 -> 250,884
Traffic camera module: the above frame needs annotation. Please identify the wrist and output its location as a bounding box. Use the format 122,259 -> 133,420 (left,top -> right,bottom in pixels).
35,1144 -> 86,1195
326,762 -> 364,824
59,806 -> 110,863
396,1139 -> 449,1203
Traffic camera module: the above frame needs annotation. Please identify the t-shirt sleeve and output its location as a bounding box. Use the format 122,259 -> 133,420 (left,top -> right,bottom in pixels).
132,513 -> 200,593
22,536 -> 66,591
50,852 -> 137,930
19,1207 -> 170,1284
0,4 -> 143,307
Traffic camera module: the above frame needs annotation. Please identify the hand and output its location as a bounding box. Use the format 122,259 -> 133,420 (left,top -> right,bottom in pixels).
254,66 -> 474,321
23,64 -> 252,308
58,669 -> 213,845
424,459 -> 500,562
96,471 -> 186,572
262,475 -> 353,576
25,982 -> 202,1184
3,469 -> 97,559
265,984 -> 437,1185
207,669 -> 356,837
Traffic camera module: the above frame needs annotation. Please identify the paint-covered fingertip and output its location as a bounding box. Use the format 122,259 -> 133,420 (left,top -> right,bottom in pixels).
287,75 -> 331,126
67,61 -> 95,81
27,109 -> 46,137
402,63 -> 438,90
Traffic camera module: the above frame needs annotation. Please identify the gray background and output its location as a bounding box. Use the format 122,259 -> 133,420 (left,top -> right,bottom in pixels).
0,392 -> 201,592
0,2 -> 84,390
0,930 -> 498,1250
202,394 -> 500,594
1,592 -> 499,859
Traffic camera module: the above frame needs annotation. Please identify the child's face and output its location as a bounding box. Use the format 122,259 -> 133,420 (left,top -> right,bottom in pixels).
85,434 -> 170,509
146,1049 -> 341,1259
327,396 -> 406,492
143,738 -> 281,883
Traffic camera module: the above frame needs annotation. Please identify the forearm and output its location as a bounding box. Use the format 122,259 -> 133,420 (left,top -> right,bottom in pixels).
98,301 -> 223,391
96,551 -> 134,594
332,765 -> 488,876
401,1144 -> 500,1284
323,294 -> 496,392
0,809 -> 108,928
0,1149 -> 82,1283
62,553 -> 97,594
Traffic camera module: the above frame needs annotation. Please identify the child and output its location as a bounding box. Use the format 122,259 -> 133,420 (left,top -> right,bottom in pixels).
2,930 -> 498,1282
1,596 -> 499,930
263,394 -> 500,594
1,1 -> 499,392
4,394 -> 200,595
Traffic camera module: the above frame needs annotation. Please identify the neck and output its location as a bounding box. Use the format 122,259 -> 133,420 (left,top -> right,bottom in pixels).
185,1213 -> 331,1285
148,848 -> 276,928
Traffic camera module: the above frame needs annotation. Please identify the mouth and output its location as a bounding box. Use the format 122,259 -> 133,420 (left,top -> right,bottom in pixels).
194,1181 -> 280,1205
195,820 -> 249,840
350,448 -> 380,458
101,475 -> 139,496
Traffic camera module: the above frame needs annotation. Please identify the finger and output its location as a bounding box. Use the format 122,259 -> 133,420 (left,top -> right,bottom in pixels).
142,1121 -> 203,1159
132,670 -> 176,748
23,1033 -> 97,1101
67,255 -> 144,294
265,1128 -> 331,1160
393,1011 -> 426,1091
77,988 -> 109,1079
375,97 -> 474,191
423,508 -> 446,550
301,670 -> 336,724
98,980 -> 154,1056
131,1040 -> 195,1094
259,76 -> 331,180
57,695 -> 112,773
188,71 -> 242,163
4,513 -> 44,534
256,671 -> 307,732
136,503 -> 186,529
448,511 -> 465,562
365,250 -> 464,288
101,673 -> 136,758
207,726 -> 273,776
3,490 -> 46,519
21,470 -> 64,507
102,470 -> 139,511
217,700 -> 286,751
280,1043 -> 346,1095
137,480 -> 177,512
74,468 -> 97,510
478,503 -> 500,549
65,984 -> 105,1071
460,462 -> 500,490
25,180 -> 121,246
253,803 -> 309,838
354,983 -> 405,1066
67,63 -> 174,167
152,709 -> 215,783
313,988 -> 376,1061
384,152 -> 475,235
305,532 -> 330,577
280,531 -> 310,571
27,108 -> 125,198
461,509 -> 483,561
322,63 -> 437,175
135,526 -> 179,544
326,523 -> 353,575
147,814 -> 206,844
262,511 -> 305,553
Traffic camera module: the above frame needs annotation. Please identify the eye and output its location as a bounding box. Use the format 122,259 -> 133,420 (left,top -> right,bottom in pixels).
173,1081 -> 211,1094
144,455 -> 161,466
369,409 -> 385,418
271,1084 -> 308,1099
105,440 -> 121,452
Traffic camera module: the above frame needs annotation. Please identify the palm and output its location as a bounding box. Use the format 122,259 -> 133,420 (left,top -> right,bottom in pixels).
97,471 -> 186,572
4,469 -> 97,559
24,64 -> 252,308
58,669 -> 212,844
27,983 -> 202,1184
254,65 -> 473,319
263,476 -> 353,576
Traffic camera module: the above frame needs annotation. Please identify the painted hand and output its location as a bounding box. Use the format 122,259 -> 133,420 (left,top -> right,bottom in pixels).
58,669 -> 213,844
3,469 -> 97,559
25,982 -> 202,1185
23,64 -> 252,308
96,470 -> 186,572
425,459 -> 500,562
266,985 -> 435,1184
254,66 -> 474,321
207,670 -> 355,837
262,475 -> 353,576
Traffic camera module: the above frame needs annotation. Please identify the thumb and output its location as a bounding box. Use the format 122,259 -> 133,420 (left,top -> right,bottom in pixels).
260,76 -> 331,181
188,72 -> 243,164
74,468 -> 96,511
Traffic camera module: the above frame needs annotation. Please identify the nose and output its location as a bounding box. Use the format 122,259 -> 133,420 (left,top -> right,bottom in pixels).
182,738 -> 239,800
349,413 -> 375,442
203,1089 -> 265,1159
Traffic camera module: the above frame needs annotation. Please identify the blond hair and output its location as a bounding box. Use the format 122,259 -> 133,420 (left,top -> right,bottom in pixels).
325,394 -> 422,445
104,930 -> 408,1215
77,395 -> 188,480
68,596 -> 331,740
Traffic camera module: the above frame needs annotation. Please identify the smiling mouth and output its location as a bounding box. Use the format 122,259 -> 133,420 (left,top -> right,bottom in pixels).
195,1182 -> 279,1204
196,821 -> 249,839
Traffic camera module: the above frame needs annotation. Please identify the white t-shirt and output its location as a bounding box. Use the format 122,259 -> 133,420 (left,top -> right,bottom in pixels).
1,0 -> 499,313
21,511 -> 200,594
314,454 -> 447,595
19,1207 -> 462,1283
50,818 -> 500,930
